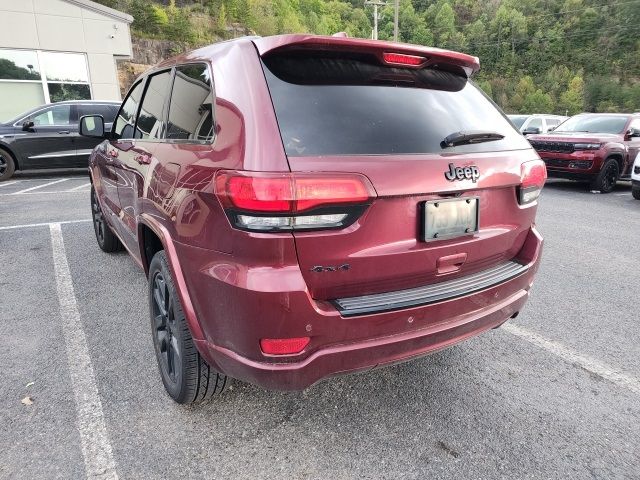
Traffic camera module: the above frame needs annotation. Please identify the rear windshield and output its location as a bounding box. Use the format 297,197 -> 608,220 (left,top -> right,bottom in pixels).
554,115 -> 629,134
262,51 -> 528,156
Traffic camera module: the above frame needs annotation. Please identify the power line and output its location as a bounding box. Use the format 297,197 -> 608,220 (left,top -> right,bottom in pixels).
458,23 -> 640,51
426,0 -> 640,34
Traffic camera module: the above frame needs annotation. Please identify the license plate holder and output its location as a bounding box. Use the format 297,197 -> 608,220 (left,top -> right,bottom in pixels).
421,197 -> 479,242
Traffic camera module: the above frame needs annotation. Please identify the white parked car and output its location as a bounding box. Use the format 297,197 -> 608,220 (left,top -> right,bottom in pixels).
632,152 -> 640,200
508,114 -> 568,136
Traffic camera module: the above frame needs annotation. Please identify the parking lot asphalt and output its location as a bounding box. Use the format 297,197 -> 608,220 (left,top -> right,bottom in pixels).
1,173 -> 639,480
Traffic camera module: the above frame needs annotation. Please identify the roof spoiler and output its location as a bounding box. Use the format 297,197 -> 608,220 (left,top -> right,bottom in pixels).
253,34 -> 480,77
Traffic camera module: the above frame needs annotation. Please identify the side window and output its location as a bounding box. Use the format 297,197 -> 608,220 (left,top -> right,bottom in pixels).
545,118 -> 560,128
78,104 -> 118,124
527,117 -> 543,130
31,105 -> 71,126
629,119 -> 640,131
135,70 -> 172,140
113,81 -> 144,140
166,64 -> 214,142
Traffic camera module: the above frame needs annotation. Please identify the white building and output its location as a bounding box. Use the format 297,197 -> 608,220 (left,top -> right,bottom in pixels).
0,0 -> 133,121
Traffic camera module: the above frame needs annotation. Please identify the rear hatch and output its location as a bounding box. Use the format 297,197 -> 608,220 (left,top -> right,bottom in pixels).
257,37 -> 538,301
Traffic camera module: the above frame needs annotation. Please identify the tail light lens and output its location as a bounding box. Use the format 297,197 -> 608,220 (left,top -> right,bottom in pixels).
260,337 -> 310,355
382,52 -> 427,67
214,171 -> 376,232
519,159 -> 547,205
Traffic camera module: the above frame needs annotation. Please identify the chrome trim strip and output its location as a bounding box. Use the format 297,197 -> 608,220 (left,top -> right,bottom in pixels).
28,152 -> 76,159
332,260 -> 529,317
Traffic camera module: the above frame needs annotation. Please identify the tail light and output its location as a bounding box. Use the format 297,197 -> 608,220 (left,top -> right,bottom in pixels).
214,171 -> 376,232
260,337 -> 310,355
519,159 -> 547,205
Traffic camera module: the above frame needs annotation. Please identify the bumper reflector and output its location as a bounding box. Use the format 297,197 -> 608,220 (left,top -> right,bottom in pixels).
260,337 -> 310,355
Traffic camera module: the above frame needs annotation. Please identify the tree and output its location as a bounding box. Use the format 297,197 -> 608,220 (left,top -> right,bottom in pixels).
559,75 -> 585,115
434,3 -> 455,46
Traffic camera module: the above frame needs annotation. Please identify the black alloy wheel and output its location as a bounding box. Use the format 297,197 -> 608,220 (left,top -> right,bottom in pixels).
91,187 -> 105,244
151,270 -> 182,386
90,186 -> 123,252
600,161 -> 618,193
0,147 -> 16,181
591,158 -> 619,193
148,251 -> 228,404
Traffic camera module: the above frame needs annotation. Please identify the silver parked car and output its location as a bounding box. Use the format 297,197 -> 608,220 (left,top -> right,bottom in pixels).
508,114 -> 568,136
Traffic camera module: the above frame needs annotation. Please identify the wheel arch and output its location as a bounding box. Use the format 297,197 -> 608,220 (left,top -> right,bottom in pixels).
137,214 -> 205,341
0,143 -> 19,170
605,153 -> 624,173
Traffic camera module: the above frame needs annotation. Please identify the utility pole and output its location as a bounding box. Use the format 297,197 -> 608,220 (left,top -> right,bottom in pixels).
364,0 -> 387,40
393,0 -> 399,42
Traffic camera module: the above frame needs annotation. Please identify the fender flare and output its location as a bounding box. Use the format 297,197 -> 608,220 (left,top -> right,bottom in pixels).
137,214 -> 205,341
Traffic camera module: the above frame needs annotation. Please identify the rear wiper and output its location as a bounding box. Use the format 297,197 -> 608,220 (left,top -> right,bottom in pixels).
441,130 -> 505,148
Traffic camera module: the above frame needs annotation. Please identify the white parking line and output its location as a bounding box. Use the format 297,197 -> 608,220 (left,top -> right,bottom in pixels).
49,223 -> 119,480
0,180 -> 20,188
13,178 -> 69,194
66,182 -> 91,192
503,323 -> 640,395
0,219 -> 91,231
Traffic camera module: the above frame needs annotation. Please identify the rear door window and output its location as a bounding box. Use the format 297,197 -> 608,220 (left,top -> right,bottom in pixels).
135,70 -> 172,140
113,81 -> 144,140
166,64 -> 214,142
78,104 -> 119,124
261,51 -> 528,156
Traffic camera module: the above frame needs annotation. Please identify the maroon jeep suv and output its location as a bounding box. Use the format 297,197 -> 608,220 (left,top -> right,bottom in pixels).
80,34 -> 545,403
528,113 -> 640,192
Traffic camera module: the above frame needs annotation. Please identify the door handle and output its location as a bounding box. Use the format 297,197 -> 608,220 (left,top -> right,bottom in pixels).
58,130 -> 70,134
134,153 -> 151,165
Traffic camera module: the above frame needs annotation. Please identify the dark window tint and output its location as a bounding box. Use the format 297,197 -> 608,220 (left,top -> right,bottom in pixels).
166,64 -> 214,142
262,52 -> 529,156
136,70 -> 171,140
555,115 -> 629,134
113,81 -> 144,140
78,104 -> 119,123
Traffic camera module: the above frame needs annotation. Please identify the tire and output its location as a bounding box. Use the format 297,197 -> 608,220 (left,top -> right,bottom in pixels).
149,251 -> 228,404
590,158 -> 619,193
90,186 -> 123,252
0,147 -> 16,181
633,186 -> 640,200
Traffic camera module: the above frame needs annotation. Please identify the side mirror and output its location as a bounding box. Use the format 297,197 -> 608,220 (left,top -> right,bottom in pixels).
523,127 -> 541,135
626,128 -> 640,139
79,115 -> 105,139
22,120 -> 34,132
547,126 -> 556,132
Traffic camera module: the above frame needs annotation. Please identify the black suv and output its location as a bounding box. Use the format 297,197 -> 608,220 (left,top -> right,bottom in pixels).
0,100 -> 120,181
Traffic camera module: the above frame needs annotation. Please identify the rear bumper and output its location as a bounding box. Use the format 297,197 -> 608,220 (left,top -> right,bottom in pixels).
196,287 -> 530,390
185,227 -> 543,391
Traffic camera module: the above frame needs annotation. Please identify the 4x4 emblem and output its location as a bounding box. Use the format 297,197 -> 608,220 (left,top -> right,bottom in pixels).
444,163 -> 480,183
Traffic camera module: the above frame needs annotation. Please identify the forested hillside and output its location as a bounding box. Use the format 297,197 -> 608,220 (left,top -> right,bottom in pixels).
97,0 -> 640,114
